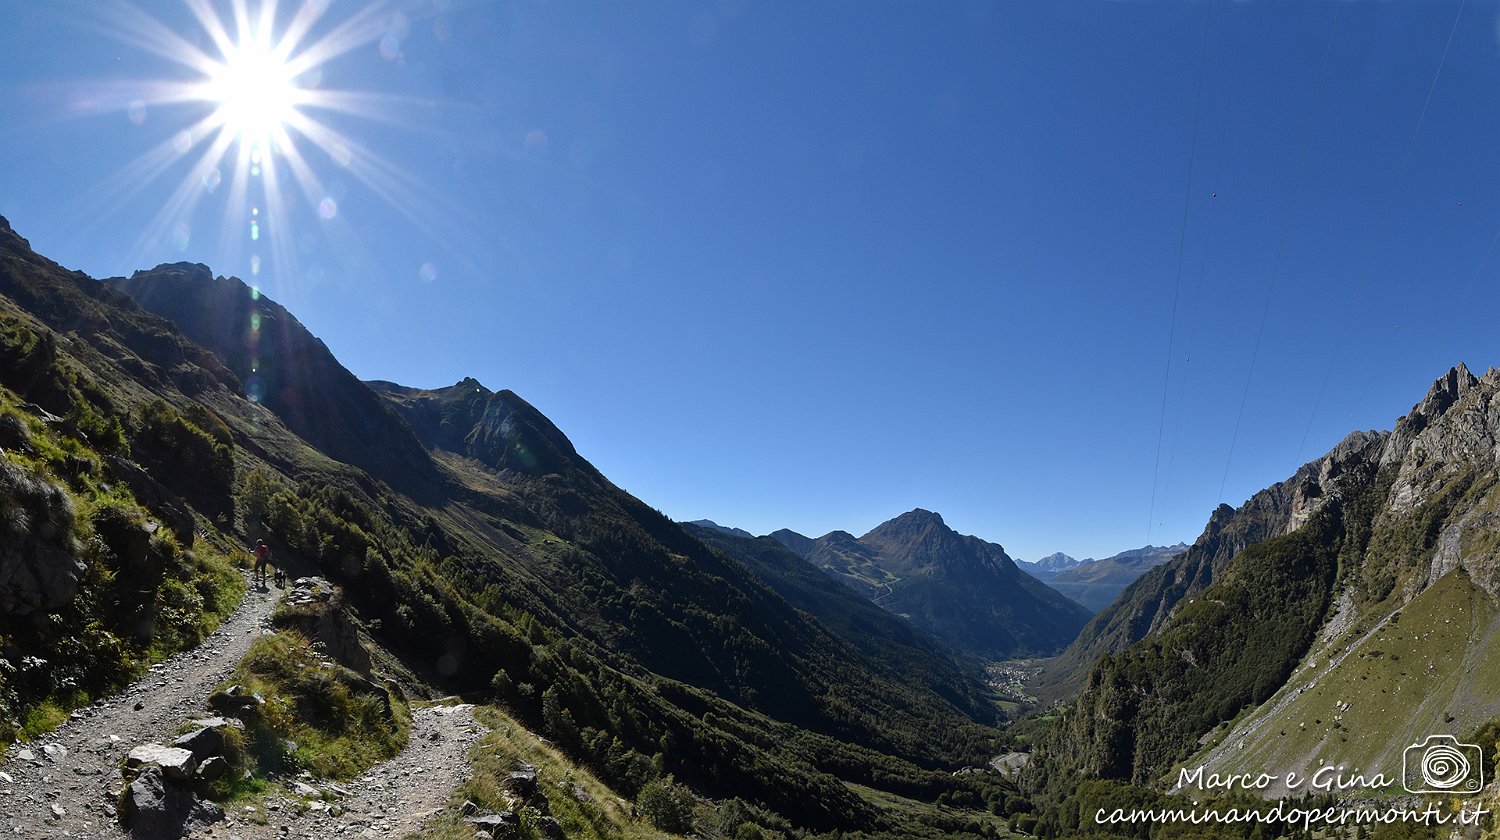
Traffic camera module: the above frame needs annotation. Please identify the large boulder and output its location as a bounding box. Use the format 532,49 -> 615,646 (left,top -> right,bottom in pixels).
121,765 -> 225,837
503,762 -> 539,798
466,811 -> 519,838
207,684 -> 264,716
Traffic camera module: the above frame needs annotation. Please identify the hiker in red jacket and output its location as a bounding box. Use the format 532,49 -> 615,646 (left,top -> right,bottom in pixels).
253,539 -> 270,584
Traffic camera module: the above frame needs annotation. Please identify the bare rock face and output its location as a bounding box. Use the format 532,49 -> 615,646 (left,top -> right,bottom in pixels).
1375,364 -> 1500,596
0,460 -> 84,615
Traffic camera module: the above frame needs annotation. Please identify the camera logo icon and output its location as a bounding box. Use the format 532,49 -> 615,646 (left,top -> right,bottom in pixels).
1402,735 -> 1483,794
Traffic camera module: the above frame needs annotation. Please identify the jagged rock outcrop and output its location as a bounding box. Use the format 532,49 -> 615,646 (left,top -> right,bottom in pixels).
272,577 -> 373,676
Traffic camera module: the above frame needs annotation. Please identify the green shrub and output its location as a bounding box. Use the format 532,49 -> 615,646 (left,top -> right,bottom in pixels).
132,399 -> 233,513
636,776 -> 695,834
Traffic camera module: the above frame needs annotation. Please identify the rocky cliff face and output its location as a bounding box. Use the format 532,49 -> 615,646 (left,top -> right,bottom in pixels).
1033,364 -> 1500,794
367,378 -> 583,479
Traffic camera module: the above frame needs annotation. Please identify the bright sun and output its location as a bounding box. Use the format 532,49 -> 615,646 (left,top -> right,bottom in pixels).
88,0 -> 438,280
205,36 -> 302,149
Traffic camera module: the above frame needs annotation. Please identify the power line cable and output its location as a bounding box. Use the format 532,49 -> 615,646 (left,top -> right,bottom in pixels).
1159,5 -> 1244,523
1147,0 -> 1213,543
1218,3 -> 1343,503
1297,0 -> 1467,460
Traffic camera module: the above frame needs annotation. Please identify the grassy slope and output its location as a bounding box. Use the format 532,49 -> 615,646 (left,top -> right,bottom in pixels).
1182,568 -> 1500,794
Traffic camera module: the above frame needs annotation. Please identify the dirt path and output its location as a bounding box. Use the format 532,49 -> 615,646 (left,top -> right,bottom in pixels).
196,703 -> 483,840
0,575 -> 279,839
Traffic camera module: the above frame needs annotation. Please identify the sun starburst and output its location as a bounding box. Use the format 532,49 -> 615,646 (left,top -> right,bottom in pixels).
62,0 -> 448,288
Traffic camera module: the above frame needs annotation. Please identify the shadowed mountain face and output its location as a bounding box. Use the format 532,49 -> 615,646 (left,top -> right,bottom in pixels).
368,378 -> 581,479
685,519 -> 754,539
680,523 -> 998,725
107,265 -> 441,498
777,510 -> 1092,659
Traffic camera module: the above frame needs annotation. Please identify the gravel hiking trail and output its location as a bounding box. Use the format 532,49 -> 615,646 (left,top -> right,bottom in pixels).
197,703 -> 483,840
1,575 -> 279,838
1,577 -> 484,840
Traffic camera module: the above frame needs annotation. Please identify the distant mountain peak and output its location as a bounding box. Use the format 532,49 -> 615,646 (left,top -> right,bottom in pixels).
1032,552 -> 1086,571
453,376 -> 491,394
894,507 -> 944,526
768,528 -> 815,559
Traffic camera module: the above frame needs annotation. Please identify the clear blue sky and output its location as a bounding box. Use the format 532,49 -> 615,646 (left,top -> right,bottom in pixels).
2,0 -> 1498,562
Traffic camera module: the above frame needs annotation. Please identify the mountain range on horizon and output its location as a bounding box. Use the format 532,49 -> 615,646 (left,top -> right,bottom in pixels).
1021,543 -> 1189,613
696,516 -> 1187,618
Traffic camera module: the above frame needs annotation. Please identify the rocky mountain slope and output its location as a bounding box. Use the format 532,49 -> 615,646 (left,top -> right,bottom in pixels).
0,216 -> 1013,836
1029,364 -> 1500,825
1039,543 -> 1187,613
774,510 -> 1092,659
